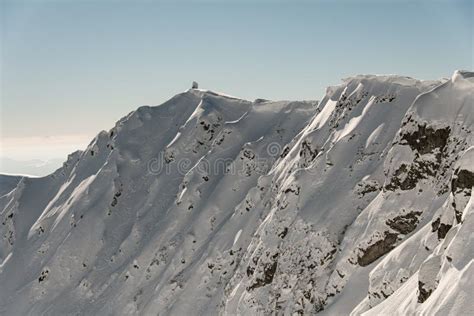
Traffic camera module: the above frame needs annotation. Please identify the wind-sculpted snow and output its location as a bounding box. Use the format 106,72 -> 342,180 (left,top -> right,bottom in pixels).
1,72 -> 473,315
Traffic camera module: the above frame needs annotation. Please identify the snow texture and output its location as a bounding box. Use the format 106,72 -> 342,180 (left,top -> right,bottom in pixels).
0,71 -> 473,315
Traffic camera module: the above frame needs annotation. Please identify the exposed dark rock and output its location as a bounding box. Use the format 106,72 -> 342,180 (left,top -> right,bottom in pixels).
386,211 -> 422,234
401,125 -> 450,156
246,266 -> 254,277
321,248 -> 337,266
278,227 -> 289,239
431,215 -> 452,239
358,183 -> 380,197
242,149 -> 255,160
452,169 -> 474,194
329,90 -> 368,128
357,232 -> 398,266
280,146 -> 290,159
385,164 -> 423,191
386,125 -> 451,191
431,218 -> 440,232
38,269 -> 49,283
374,94 -> 396,103
437,223 -> 452,240
248,260 -> 278,291
284,186 -> 300,195
380,290 -> 390,299
164,151 -> 175,163
299,141 -> 318,167
454,207 -> 462,224
418,281 -> 433,303
451,168 -> 474,222
111,197 -> 118,207
386,156 -> 443,191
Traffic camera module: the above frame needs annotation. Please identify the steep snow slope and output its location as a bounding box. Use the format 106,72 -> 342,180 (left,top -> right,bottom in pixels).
1,71 -> 472,315
0,175 -> 22,197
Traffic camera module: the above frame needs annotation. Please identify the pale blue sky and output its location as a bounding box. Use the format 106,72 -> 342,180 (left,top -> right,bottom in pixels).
1,0 -> 472,161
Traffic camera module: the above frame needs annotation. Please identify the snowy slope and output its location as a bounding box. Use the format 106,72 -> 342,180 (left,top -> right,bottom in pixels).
0,175 -> 22,197
1,71 -> 473,315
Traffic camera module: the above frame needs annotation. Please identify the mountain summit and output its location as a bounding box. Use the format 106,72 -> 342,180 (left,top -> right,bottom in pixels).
1,72 -> 473,315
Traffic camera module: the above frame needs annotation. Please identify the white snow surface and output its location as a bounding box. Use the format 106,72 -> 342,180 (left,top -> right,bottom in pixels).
1,71 -> 473,315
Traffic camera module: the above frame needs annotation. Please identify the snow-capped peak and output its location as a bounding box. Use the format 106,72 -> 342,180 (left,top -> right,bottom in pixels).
0,72 -> 472,315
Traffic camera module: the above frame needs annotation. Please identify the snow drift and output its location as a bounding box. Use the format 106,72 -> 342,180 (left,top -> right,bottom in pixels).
1,71 -> 473,315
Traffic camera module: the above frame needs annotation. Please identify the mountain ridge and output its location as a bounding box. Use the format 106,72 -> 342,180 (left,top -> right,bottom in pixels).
0,71 -> 472,315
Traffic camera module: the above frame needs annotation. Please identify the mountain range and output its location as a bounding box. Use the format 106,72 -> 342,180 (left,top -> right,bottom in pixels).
1,71 -> 473,315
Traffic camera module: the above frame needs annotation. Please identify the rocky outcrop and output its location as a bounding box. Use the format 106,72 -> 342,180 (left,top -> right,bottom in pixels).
386,211 -> 422,235
299,140 -> 318,167
417,281 -> 433,303
247,260 -> 278,291
400,124 -> 450,156
386,124 -> 451,191
417,256 -> 441,303
452,169 -> 474,193
451,168 -> 474,222
358,232 -> 399,266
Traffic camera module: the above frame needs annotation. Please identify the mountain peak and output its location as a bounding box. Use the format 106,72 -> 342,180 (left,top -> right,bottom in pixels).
452,69 -> 474,82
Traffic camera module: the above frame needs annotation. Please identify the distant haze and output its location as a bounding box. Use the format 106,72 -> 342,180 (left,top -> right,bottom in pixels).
0,135 -> 90,176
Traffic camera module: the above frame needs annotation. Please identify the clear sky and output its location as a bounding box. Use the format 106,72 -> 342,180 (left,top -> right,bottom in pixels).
1,0 -> 472,163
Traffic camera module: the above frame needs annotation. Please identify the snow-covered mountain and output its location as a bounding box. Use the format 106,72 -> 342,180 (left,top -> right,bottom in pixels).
1,71 -> 472,315
0,175 -> 22,197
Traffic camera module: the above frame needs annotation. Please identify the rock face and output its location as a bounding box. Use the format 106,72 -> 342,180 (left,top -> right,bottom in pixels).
357,232 -> 399,267
0,71 -> 473,315
386,211 -> 422,235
